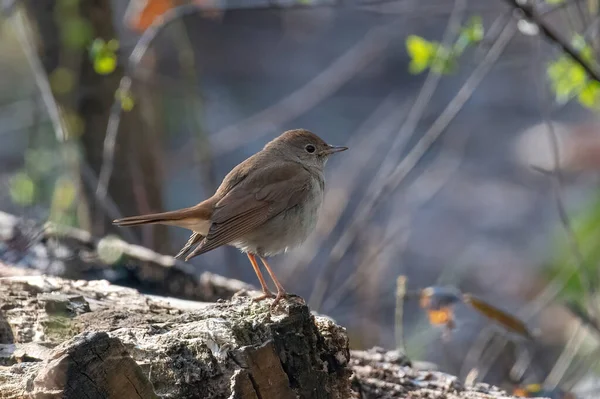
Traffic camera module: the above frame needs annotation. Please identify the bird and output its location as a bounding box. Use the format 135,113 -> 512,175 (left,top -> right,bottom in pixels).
113,129 -> 348,308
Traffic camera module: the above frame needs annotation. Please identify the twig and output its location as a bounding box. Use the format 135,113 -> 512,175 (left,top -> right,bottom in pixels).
321,126 -> 471,313
534,14 -> 599,319
96,4 -> 397,204
561,346 -> 600,391
96,4 -> 208,204
462,22 -> 599,383
80,162 -> 139,244
9,4 -> 137,243
504,0 -> 600,84
209,24 -> 397,154
309,18 -> 516,311
543,323 -> 587,391
395,275 -> 408,353
307,0 -> 468,308
11,6 -> 66,143
281,93 -> 408,283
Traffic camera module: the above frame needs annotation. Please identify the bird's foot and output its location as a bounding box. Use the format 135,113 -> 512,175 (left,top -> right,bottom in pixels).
270,290 -> 288,310
253,291 -> 275,302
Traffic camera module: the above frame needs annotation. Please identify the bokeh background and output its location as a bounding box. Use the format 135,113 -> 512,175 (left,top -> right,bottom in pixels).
2,0 -> 600,397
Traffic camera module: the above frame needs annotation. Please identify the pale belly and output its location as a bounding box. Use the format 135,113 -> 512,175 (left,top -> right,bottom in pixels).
231,180 -> 323,257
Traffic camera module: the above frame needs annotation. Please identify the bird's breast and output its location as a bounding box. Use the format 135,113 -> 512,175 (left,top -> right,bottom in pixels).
232,175 -> 324,257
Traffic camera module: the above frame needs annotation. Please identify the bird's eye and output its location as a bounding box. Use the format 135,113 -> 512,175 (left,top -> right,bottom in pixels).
305,144 -> 316,153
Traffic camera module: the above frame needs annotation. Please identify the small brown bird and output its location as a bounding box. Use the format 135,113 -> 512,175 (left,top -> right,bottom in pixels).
113,129 -> 347,307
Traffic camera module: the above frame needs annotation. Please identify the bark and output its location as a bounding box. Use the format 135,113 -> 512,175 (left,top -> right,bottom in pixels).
0,275 -> 521,399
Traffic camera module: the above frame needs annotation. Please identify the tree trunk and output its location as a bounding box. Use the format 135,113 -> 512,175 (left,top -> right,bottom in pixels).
23,0 -> 170,253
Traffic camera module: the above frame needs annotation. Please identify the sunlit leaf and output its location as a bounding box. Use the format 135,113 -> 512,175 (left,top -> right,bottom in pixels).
461,15 -> 484,43
9,172 -> 36,206
430,47 -> 457,75
89,38 -> 119,75
545,0 -> 565,3
409,59 -> 430,74
406,35 -> 436,74
116,88 -> 135,111
547,56 -> 589,103
406,17 -> 483,75
578,81 -> 600,108
94,52 -> 117,75
567,63 -> 587,87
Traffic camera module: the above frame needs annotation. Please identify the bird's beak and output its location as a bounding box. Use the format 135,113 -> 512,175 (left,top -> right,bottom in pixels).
322,145 -> 348,155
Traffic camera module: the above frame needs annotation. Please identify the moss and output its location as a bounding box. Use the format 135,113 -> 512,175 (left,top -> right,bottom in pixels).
41,315 -> 80,343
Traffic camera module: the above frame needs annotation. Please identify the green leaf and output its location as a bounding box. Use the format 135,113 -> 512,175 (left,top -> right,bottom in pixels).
461,16 -> 484,43
430,47 -> 457,75
61,17 -> 92,49
406,16 -> 484,75
545,0 -> 565,3
116,88 -> 135,112
544,189 -> 600,304
578,81 -> 600,108
567,63 -> 587,87
89,38 -> 119,75
547,56 -> 589,103
94,52 -> 117,75
406,35 -> 436,74
9,172 -> 36,206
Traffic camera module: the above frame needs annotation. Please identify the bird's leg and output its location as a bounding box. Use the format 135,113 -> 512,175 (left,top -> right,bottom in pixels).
247,253 -> 274,300
259,257 -> 288,309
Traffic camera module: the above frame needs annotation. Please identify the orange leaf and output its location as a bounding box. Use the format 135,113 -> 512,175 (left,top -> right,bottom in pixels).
427,307 -> 453,326
463,294 -> 532,339
512,388 -> 529,397
126,0 -> 174,33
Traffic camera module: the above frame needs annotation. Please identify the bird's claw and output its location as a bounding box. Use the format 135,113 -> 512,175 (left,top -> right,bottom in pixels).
270,290 -> 288,310
253,292 -> 275,302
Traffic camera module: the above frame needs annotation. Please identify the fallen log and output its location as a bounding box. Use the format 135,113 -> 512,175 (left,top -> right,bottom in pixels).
0,275 -> 523,398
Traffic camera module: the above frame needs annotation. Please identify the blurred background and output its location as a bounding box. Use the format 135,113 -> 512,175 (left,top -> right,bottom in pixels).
2,0 -> 600,397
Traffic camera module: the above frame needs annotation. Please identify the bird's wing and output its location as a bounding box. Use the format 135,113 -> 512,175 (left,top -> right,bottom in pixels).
185,162 -> 313,259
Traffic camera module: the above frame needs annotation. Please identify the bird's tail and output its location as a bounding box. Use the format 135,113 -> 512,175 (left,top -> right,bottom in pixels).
113,204 -> 212,231
112,210 -> 185,226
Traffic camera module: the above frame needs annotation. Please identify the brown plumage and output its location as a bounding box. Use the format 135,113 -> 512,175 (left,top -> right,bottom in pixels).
113,129 -> 347,308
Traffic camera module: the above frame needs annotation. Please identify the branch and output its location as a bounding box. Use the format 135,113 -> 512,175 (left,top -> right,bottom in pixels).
308,17 -> 517,311
306,0 -> 469,308
504,0 -> 600,83
210,24 -> 396,154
